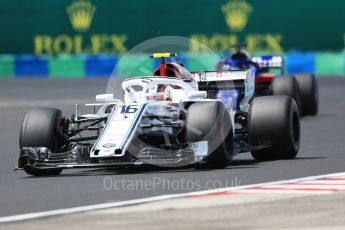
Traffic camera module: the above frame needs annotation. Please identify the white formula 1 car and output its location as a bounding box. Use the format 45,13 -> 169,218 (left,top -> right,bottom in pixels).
16,53 -> 300,176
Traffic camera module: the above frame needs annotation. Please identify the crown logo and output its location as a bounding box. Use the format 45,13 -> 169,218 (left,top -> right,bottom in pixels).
222,0 -> 252,32
66,0 -> 96,32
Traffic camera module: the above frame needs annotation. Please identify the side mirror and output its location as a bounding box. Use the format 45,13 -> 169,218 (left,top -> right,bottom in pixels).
95,94 -> 115,102
187,91 -> 207,99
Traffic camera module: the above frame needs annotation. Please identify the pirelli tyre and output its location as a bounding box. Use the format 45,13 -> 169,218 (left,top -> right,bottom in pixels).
20,107 -> 67,176
185,101 -> 233,169
294,74 -> 319,116
248,96 -> 300,161
272,77 -> 302,113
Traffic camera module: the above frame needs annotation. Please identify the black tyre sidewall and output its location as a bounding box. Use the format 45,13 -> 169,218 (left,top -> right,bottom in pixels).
249,96 -> 300,161
20,107 -> 64,152
23,165 -> 63,177
272,77 -> 302,113
199,108 -> 233,168
19,107 -> 65,176
186,101 -> 233,168
294,74 -> 318,115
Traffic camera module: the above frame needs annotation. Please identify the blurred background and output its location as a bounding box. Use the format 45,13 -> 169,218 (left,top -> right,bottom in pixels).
0,0 -> 344,78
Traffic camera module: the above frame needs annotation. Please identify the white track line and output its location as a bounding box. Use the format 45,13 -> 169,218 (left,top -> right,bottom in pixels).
1,171 -> 345,224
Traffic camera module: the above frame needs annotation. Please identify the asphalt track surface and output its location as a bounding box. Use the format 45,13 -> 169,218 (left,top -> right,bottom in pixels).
0,77 -> 344,217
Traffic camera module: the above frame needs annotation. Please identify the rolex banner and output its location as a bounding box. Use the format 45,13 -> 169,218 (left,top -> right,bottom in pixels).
0,0 -> 344,55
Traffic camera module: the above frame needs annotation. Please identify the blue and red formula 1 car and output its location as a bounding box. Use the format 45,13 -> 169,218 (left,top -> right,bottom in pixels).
217,45 -> 318,116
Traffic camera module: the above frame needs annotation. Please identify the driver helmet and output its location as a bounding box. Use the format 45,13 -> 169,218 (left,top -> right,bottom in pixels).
231,49 -> 251,62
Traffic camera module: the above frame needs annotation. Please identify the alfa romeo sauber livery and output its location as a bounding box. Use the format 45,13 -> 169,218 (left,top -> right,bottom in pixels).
16,53 -> 300,176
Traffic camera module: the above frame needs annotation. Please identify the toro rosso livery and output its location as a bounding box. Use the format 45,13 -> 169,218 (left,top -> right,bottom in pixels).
217,45 -> 319,116
16,53 -> 300,176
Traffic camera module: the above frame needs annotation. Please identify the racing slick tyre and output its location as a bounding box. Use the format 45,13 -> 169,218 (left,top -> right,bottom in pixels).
248,96 -> 300,161
20,107 -> 67,176
294,74 -> 318,116
185,101 -> 233,169
272,77 -> 302,113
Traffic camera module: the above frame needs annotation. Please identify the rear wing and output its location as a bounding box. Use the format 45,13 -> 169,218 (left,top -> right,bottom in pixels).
251,55 -> 284,74
191,70 -> 255,113
191,70 -> 248,82
191,70 -> 254,93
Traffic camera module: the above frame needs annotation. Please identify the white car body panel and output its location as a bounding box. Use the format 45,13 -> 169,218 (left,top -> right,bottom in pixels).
89,70 -> 254,160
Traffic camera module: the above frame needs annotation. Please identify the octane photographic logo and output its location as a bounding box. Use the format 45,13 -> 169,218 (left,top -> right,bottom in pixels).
103,176 -> 242,192
66,0 -> 96,32
222,0 -> 252,32
105,36 -> 234,168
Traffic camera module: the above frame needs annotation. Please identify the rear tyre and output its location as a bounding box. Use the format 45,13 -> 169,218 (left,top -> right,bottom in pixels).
294,74 -> 318,116
20,107 -> 66,176
272,77 -> 302,113
185,101 -> 233,169
248,96 -> 300,161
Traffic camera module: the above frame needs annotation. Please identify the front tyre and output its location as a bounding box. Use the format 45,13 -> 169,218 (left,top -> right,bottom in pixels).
185,101 -> 233,169
20,107 -> 67,176
248,96 -> 300,161
23,165 -> 63,177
